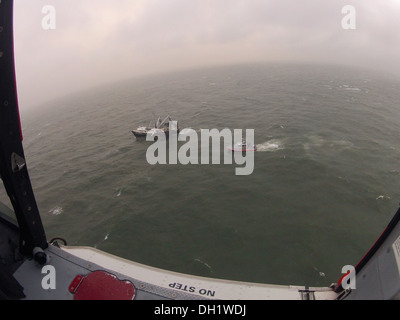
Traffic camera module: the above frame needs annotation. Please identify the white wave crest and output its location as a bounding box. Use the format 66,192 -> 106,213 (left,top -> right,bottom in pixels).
49,206 -> 63,216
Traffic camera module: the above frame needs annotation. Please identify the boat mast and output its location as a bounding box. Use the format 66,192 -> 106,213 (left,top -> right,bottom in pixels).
159,115 -> 171,128
0,0 -> 48,259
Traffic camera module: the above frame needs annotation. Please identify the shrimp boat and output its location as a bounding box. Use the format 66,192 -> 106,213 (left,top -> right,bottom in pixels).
227,140 -> 257,152
1,0 -> 400,300
131,114 -> 179,139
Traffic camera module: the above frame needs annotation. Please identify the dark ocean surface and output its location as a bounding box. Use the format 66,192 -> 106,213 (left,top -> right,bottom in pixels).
2,63 -> 400,287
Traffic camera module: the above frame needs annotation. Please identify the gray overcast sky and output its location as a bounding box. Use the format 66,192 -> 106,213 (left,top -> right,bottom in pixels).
13,0 -> 400,111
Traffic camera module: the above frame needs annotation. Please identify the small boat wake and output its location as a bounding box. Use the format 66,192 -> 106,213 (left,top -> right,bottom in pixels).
256,139 -> 284,152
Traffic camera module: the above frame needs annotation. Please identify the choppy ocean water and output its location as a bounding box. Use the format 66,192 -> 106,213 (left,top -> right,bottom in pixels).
2,63 -> 400,287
